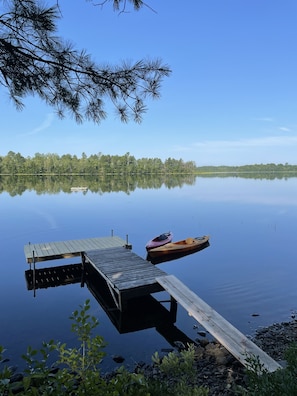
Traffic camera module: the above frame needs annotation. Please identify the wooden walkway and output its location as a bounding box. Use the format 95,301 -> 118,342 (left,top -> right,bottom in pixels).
83,247 -> 166,310
23,236 -> 282,373
24,236 -> 127,264
156,275 -> 282,373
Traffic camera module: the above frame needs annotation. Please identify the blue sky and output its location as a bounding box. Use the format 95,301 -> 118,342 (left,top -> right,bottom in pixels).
1,0 -> 297,165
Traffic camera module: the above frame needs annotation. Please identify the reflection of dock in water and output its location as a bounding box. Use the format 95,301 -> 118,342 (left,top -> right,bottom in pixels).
25,261 -> 195,350
85,263 -> 195,348
25,264 -> 82,290
23,235 -> 281,372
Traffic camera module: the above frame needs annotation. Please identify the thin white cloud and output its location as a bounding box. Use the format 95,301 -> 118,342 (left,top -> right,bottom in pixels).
278,126 -> 292,132
18,113 -> 55,136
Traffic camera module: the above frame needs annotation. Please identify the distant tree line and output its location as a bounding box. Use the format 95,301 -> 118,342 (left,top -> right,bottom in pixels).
195,163 -> 297,179
196,163 -> 297,173
0,151 -> 196,175
1,152 -> 297,176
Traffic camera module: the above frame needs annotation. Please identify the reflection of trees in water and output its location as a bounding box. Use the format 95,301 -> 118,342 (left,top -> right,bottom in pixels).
197,172 -> 297,180
0,174 -> 197,196
2,167 -> 297,196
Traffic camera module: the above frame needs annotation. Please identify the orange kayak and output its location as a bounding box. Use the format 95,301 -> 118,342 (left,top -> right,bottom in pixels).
147,235 -> 210,258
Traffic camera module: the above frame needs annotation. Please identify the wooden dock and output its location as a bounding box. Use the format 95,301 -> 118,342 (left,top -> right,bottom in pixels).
83,247 -> 166,310
24,236 -> 127,264
156,275 -> 282,373
23,236 -> 282,373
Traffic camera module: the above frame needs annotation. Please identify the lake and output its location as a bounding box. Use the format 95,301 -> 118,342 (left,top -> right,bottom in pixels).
1,175 -> 297,373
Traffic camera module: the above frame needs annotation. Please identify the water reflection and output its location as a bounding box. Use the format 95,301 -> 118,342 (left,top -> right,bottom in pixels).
25,264 -> 83,291
4,175 -> 297,370
0,174 -> 196,196
2,172 -> 297,197
25,262 -> 196,350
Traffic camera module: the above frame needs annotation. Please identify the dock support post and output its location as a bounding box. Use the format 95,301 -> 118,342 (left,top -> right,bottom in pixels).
170,297 -> 178,321
32,250 -> 36,298
29,242 -> 32,270
80,253 -> 86,287
125,234 -> 132,249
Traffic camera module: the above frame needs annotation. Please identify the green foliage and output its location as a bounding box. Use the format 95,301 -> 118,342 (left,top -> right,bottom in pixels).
0,300 -> 297,396
3,306 -> 297,395
108,366 -> 152,396
196,163 -> 297,179
1,0 -> 171,123
0,300 -> 209,395
22,341 -> 56,374
0,151 -> 197,176
244,353 -> 269,377
153,344 -> 196,379
152,345 -> 209,395
239,344 -> 297,395
57,299 -> 106,372
0,345 -> 14,395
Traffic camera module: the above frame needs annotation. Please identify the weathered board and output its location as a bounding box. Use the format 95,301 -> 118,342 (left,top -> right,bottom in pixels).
84,247 -> 166,310
24,236 -> 126,263
156,274 -> 282,373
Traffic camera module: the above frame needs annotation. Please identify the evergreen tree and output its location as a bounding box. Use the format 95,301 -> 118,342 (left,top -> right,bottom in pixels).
0,0 -> 171,123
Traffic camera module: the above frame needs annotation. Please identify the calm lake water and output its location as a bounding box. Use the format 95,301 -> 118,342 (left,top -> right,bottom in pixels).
1,176 -> 297,372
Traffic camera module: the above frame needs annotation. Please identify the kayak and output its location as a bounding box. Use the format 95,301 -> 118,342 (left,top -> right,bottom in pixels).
147,235 -> 210,258
145,231 -> 173,250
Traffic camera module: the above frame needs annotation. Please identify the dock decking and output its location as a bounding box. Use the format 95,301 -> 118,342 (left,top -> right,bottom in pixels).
24,236 -> 127,264
83,247 -> 166,310
23,236 -> 282,373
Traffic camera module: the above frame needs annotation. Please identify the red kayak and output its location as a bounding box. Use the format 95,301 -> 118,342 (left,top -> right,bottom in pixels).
145,231 -> 173,250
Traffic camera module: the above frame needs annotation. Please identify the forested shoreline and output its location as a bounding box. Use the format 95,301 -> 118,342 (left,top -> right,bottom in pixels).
1,151 -> 297,176
0,151 -> 196,175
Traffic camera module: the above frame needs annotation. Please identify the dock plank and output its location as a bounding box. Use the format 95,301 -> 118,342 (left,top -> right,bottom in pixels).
156,274 -> 282,373
24,237 -> 283,373
98,260 -> 150,273
84,247 -> 165,293
107,268 -> 163,283
24,236 -> 126,263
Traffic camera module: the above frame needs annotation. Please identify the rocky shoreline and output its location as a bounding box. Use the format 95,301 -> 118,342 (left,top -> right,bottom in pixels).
5,320 -> 297,395
131,320 -> 297,395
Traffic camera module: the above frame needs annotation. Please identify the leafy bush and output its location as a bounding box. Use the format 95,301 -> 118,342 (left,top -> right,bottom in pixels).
2,300 -> 297,395
0,299 -> 208,395
239,344 -> 297,395
152,345 -> 208,395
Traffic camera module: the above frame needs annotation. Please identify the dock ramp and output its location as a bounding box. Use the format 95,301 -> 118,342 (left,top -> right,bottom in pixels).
156,275 -> 282,373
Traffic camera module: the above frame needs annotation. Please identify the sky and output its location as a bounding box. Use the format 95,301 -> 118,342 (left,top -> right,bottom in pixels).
1,0 -> 297,166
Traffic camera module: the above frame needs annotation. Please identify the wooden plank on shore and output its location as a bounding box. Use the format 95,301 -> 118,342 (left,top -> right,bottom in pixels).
156,274 -> 282,373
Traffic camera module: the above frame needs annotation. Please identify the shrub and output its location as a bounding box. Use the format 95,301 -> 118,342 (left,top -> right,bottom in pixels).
0,299 -> 208,395
239,344 -> 297,395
